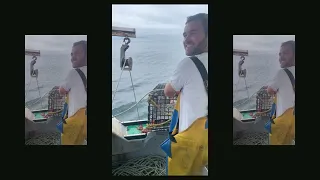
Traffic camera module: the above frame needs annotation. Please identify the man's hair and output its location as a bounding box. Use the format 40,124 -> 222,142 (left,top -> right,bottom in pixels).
73,40 -> 87,55
281,40 -> 295,54
186,13 -> 208,35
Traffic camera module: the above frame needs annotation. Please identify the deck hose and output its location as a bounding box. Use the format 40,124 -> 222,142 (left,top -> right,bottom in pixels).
112,155 -> 166,176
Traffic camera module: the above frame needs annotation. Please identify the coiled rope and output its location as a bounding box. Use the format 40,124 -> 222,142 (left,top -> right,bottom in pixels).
112,155 -> 166,176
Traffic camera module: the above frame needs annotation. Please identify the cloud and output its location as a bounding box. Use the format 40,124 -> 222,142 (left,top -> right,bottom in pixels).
233,35 -> 295,53
25,35 -> 87,54
112,4 -> 208,34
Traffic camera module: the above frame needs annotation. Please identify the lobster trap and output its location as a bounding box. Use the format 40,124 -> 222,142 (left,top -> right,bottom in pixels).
47,86 -> 66,117
147,83 -> 177,131
256,86 -> 275,113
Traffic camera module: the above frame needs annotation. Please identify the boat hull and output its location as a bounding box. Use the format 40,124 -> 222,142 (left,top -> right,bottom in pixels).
25,109 -> 61,144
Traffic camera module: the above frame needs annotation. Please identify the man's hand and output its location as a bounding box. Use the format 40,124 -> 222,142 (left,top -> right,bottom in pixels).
164,83 -> 180,97
267,86 -> 277,94
59,87 -> 69,95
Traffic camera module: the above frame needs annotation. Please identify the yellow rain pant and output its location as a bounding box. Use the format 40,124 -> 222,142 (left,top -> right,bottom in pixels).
162,95 -> 208,175
168,117 -> 208,175
270,107 -> 295,145
61,108 -> 87,145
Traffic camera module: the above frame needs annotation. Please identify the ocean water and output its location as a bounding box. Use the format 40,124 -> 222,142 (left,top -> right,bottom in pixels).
112,34 -> 282,122
233,52 -> 281,110
25,37 -> 282,120
25,52 -> 72,110
112,33 -> 186,121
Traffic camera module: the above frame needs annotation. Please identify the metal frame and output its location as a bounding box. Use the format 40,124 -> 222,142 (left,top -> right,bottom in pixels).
25,49 -> 41,57
233,49 -> 248,56
112,26 -> 136,38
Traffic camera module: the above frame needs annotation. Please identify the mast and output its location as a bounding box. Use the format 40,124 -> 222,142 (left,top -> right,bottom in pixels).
112,26 -> 136,38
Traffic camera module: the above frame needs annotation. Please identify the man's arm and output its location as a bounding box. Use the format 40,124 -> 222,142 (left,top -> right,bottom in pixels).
59,87 -> 69,95
267,70 -> 282,95
164,84 -> 180,97
59,70 -> 74,95
164,58 -> 191,97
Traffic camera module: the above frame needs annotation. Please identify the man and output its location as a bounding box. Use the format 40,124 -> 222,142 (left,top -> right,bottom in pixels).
162,13 -> 208,175
59,40 -> 87,145
164,13 -> 208,132
267,40 -> 295,145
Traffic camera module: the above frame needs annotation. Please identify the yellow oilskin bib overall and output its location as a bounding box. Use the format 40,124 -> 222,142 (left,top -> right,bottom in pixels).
57,68 -> 87,145
161,95 -> 208,175
161,56 -> 208,175
265,68 -> 295,145
57,95 -> 87,145
269,106 -> 295,145
61,107 -> 87,145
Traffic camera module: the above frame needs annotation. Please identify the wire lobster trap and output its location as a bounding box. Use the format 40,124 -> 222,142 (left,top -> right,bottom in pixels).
147,83 -> 177,131
256,86 -> 275,114
47,86 -> 66,117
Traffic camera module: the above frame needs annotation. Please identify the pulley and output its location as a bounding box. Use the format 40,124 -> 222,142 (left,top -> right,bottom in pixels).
238,56 -> 246,78
30,56 -> 39,78
120,36 -> 133,71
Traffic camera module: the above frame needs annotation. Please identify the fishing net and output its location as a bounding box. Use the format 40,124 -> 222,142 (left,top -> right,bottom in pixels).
25,132 -> 60,145
112,155 -> 166,176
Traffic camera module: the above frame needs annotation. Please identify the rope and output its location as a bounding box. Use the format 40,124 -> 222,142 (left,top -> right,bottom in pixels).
25,57 -> 44,109
112,155 -> 166,176
244,78 -> 250,99
25,131 -> 60,145
112,89 -> 164,118
129,70 -> 140,120
35,76 -> 43,108
233,78 -> 240,99
112,65 -> 126,103
25,90 -> 50,109
25,78 -> 32,100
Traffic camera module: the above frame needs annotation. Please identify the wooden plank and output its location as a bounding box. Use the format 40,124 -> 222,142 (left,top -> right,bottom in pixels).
112,26 -> 136,38
25,49 -> 41,56
233,49 -> 248,56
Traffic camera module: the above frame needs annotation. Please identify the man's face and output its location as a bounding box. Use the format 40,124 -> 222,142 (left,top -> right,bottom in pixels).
71,45 -> 86,68
183,20 -> 207,56
279,45 -> 294,68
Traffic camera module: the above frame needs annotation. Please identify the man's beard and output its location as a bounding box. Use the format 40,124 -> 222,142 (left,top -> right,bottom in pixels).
189,37 -> 208,56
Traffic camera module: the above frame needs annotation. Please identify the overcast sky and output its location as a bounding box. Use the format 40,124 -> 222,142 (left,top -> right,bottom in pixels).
112,4 -> 208,34
25,35 -> 87,54
233,35 -> 295,53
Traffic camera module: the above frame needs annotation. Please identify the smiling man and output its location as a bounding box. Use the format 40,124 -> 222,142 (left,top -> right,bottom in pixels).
162,13 -> 208,175
267,40 -> 295,145
59,40 -> 87,145
267,40 -> 295,118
